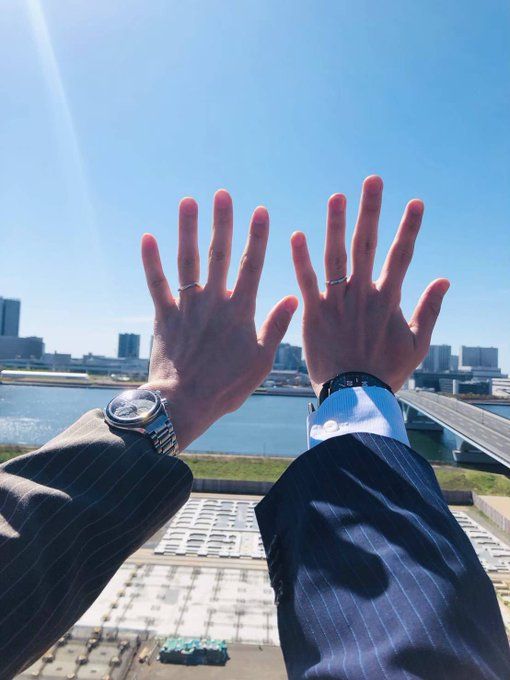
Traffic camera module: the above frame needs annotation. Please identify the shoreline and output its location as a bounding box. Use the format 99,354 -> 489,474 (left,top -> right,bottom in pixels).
0,380 -> 315,397
2,381 -> 510,405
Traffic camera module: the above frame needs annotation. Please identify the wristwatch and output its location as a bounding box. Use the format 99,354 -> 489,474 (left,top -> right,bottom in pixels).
318,371 -> 393,406
104,388 -> 179,457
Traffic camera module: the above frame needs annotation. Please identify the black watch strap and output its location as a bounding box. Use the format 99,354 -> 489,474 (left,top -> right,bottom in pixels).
318,371 -> 393,406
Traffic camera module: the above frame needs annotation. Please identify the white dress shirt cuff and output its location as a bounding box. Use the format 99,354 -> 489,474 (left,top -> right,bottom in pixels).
307,386 -> 409,449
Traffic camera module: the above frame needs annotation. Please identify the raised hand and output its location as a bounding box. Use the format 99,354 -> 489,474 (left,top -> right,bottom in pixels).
141,190 -> 298,449
291,176 -> 449,395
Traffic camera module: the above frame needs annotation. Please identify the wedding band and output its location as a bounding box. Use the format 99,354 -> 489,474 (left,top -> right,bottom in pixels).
178,282 -> 200,292
326,276 -> 347,286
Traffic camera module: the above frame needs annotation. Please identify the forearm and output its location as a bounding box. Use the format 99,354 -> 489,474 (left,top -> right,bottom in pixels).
256,434 -> 510,679
0,409 -> 192,679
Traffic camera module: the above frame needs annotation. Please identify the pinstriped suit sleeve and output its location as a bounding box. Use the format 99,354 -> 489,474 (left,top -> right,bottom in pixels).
256,433 -> 510,680
0,409 -> 193,679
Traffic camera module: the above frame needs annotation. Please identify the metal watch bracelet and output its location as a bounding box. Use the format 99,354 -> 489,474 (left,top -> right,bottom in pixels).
148,418 -> 179,457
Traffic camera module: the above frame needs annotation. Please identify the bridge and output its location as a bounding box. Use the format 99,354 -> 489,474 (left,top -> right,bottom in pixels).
397,390 -> 510,469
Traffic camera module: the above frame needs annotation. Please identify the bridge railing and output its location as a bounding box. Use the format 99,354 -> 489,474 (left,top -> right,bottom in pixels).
398,391 -> 510,436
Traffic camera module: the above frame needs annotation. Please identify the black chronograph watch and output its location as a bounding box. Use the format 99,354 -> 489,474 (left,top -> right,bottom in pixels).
318,372 -> 393,406
104,389 -> 179,457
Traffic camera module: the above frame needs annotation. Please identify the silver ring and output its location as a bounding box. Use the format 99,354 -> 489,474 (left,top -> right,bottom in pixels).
178,282 -> 200,292
326,275 -> 347,286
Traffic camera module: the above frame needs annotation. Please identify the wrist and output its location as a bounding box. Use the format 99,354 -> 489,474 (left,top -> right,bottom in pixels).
140,381 -> 215,450
315,371 -> 394,406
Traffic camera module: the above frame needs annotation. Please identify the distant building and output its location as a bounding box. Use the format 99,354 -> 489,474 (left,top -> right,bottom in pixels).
42,352 -> 72,371
492,378 -> 510,398
450,355 -> 459,371
421,345 -> 451,373
453,380 -> 491,396
274,343 -> 302,371
438,378 -> 454,393
265,369 -> 310,387
413,369 -> 472,392
459,346 -> 498,370
0,297 -> 20,337
118,333 -> 140,359
74,353 -> 149,378
0,336 -> 44,360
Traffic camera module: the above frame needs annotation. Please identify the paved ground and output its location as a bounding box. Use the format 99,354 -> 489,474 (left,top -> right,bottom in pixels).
18,632 -> 138,679
77,562 -> 279,645
154,497 -> 265,559
14,493 -> 510,678
478,495 -> 510,523
130,549 -> 269,571
133,643 -> 286,679
451,509 -> 510,574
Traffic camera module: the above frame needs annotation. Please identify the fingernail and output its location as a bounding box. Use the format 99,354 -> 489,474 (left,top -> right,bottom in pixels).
253,206 -> 269,224
291,231 -> 305,247
180,198 -> 197,215
284,297 -> 298,314
329,194 -> 346,212
365,176 -> 383,194
215,189 -> 231,209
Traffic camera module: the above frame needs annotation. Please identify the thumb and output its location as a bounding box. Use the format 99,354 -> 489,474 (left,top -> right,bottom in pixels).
409,278 -> 450,355
258,296 -> 299,353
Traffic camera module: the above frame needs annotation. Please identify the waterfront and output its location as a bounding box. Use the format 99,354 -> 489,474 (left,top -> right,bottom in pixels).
0,384 -> 509,462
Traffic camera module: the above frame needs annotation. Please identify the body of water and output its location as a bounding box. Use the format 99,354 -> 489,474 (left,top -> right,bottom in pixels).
0,384 -> 508,462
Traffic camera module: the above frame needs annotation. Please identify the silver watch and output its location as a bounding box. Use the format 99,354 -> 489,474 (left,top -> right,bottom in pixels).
104,389 -> 179,457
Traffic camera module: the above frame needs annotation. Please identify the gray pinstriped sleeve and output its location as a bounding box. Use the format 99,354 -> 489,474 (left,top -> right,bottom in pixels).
0,409 -> 193,679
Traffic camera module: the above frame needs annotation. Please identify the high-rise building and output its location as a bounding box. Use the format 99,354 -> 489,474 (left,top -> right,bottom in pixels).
0,336 -> 44,360
274,343 -> 302,370
118,333 -> 140,359
421,345 -> 451,373
459,346 -> 498,369
0,297 -> 21,336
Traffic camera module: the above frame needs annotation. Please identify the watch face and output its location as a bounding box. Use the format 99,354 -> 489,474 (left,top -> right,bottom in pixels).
106,389 -> 160,425
331,373 -> 368,389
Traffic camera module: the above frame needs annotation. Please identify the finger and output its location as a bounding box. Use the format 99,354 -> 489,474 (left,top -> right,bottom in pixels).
351,175 -> 383,285
207,189 -> 233,292
409,278 -> 450,355
258,296 -> 299,353
231,206 -> 269,311
378,199 -> 424,300
177,197 -> 200,287
291,231 -> 320,306
141,233 -> 176,314
324,193 -> 347,299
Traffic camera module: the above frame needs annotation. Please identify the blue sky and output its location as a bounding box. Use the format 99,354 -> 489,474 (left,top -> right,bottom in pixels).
1,0 -> 509,370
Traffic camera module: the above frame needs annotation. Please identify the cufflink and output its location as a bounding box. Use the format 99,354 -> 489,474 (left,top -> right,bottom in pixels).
324,419 -> 340,433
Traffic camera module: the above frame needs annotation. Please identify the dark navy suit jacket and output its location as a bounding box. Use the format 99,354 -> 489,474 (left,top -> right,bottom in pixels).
256,432 -> 510,679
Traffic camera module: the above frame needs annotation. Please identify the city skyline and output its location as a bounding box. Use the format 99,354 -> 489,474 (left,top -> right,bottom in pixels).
3,295 -> 507,381
1,2 -> 509,370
